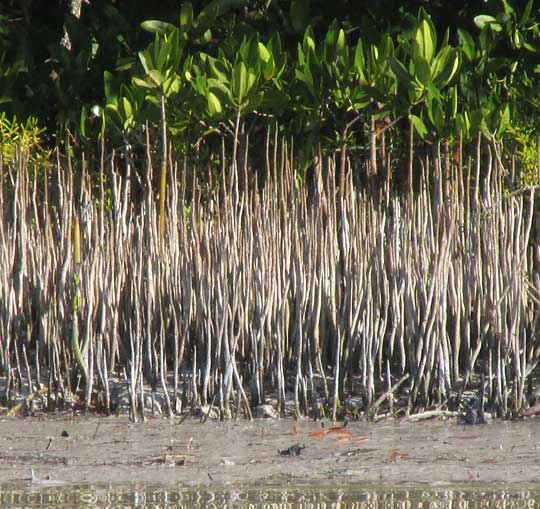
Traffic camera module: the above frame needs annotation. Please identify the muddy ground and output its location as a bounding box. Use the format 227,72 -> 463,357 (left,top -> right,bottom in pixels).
0,413 -> 539,489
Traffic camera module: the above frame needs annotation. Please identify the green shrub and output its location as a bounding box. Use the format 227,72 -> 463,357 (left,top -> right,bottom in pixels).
0,113 -> 48,164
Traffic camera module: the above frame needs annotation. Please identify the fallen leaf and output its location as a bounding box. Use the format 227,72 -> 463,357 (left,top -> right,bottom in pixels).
383,450 -> 409,463
328,429 -> 352,437
309,430 -> 328,438
309,421 -> 349,438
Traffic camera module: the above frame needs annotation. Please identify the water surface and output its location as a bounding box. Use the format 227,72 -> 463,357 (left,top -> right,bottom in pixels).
0,484 -> 537,509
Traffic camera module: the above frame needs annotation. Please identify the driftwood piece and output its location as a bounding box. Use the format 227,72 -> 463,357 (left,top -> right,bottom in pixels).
406,410 -> 459,422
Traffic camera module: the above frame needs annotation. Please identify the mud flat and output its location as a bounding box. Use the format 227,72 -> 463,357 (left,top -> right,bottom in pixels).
0,414 -> 538,488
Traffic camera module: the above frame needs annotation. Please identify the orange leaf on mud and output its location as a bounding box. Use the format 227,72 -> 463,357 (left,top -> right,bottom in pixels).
308,430 -> 329,438
328,429 -> 352,437
388,450 -> 409,459
309,421 -> 349,438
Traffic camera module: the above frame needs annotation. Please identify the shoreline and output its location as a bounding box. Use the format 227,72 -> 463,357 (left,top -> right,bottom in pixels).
0,414 -> 538,488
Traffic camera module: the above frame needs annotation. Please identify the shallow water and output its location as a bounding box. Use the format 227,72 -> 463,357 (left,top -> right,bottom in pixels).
0,485 -> 538,509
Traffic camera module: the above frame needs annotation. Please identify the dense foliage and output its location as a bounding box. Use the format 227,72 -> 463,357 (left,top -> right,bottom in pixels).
1,0 -> 540,186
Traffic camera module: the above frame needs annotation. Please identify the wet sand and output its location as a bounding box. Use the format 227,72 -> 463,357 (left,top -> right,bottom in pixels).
0,414 -> 538,488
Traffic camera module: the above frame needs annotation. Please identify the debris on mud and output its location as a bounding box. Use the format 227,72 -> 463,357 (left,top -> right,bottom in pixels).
278,443 -> 306,456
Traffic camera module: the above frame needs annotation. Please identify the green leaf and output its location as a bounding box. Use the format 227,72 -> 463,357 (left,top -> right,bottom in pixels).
455,112 -> 470,136
295,67 -> 315,97
166,30 -> 178,66
156,39 -> 172,73
163,76 -> 180,96
389,57 -> 412,85
138,50 -> 154,74
121,96 -> 132,120
246,91 -> 264,111
410,114 -> 428,139
202,29 -> 212,42
80,106 -> 88,139
247,69 -> 256,91
148,69 -> 166,86
470,108 -> 487,132
415,18 -> 436,62
324,20 -> 338,57
432,47 -> 459,89
115,57 -> 135,72
232,61 -> 248,105
450,86 -> 458,118
413,55 -> 431,87
207,91 -> 222,115
132,76 -> 158,89
336,29 -> 346,56
350,88 -> 370,110
303,26 -> 316,54
262,54 -> 276,80
103,71 -> 118,105
501,0 -> 515,17
208,78 -> 234,104
427,96 -> 444,131
258,42 -> 271,63
474,15 -> 502,31
458,29 -> 476,62
208,56 -> 230,83
498,103 -> 510,131
379,34 -> 394,59
141,20 -> 175,34
193,75 -> 207,95
354,39 -> 365,76
520,0 -> 533,26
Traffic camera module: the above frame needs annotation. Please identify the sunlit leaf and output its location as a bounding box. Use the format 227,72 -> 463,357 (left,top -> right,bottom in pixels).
148,69 -> 165,86
141,20 -> 175,34
121,96 -> 132,120
103,70 -> 118,105
258,42 -> 271,63
132,76 -> 157,89
415,18 -> 436,62
354,40 -> 365,75
138,50 -> 154,75
207,91 -> 222,115
474,15 -> 502,31
410,114 -> 428,139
